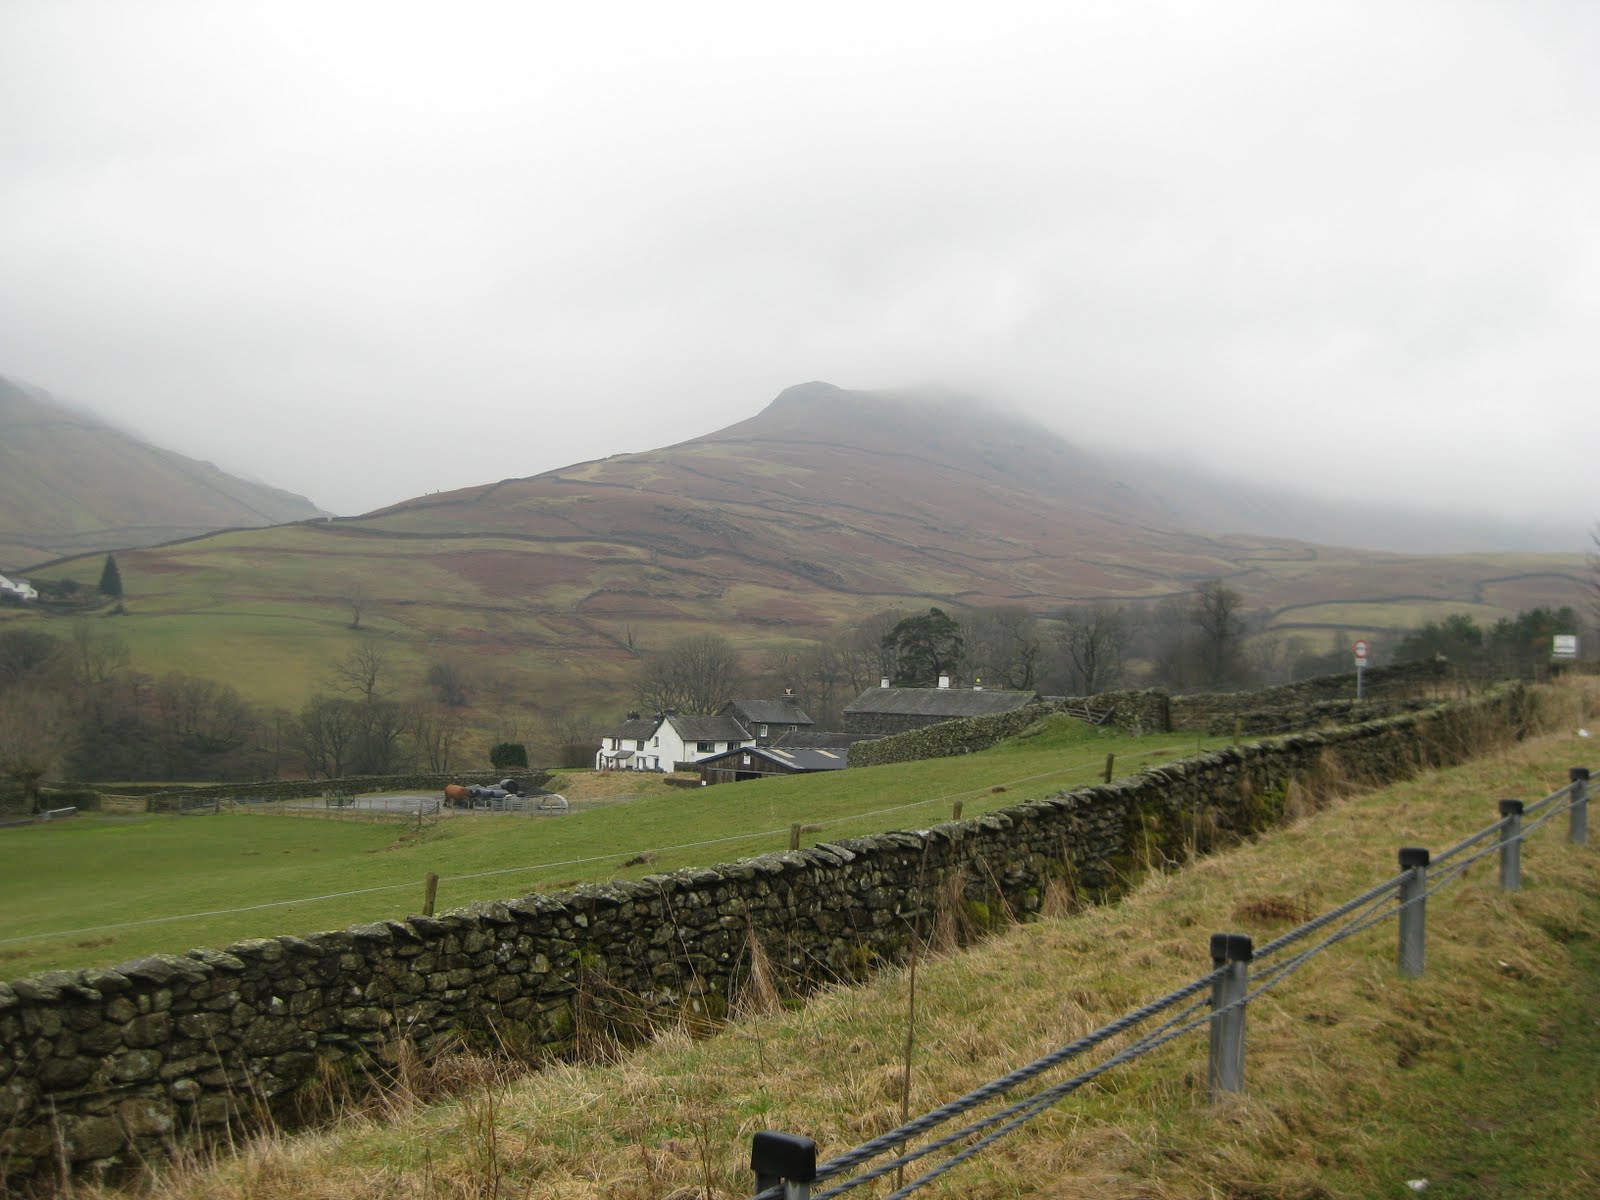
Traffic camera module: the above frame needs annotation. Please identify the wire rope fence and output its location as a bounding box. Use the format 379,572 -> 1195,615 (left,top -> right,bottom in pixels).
746,766 -> 1594,1199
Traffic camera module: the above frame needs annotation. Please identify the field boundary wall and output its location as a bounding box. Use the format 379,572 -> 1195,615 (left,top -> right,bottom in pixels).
0,685 -> 1532,1185
142,771 -> 547,813
1168,660 -> 1449,731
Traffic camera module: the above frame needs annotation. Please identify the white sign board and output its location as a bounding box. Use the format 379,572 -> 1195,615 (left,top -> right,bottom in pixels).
1552,634 -> 1579,660
1354,639 -> 1370,663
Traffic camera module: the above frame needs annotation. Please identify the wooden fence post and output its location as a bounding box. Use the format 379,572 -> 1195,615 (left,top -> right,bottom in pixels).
423,872 -> 439,917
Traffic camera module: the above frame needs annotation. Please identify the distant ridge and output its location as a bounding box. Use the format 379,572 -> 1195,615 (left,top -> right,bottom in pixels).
0,374 -> 329,569
20,380 -> 1581,715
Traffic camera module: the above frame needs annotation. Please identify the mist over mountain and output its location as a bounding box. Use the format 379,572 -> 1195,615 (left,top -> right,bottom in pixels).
0,374 -> 329,570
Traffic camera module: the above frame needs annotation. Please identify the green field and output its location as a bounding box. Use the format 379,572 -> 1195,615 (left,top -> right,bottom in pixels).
0,718 -> 1221,979
77,691 -> 1600,1200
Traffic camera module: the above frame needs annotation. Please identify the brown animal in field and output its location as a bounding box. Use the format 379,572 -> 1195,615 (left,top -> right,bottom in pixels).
444,783 -> 471,807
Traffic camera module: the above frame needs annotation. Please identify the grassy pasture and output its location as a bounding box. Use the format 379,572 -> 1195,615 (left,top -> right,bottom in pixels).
76,686 -> 1600,1200
0,719 -> 1220,979
14,506 -> 1586,730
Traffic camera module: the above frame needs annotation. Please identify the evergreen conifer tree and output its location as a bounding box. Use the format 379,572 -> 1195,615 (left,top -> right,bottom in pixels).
98,554 -> 123,599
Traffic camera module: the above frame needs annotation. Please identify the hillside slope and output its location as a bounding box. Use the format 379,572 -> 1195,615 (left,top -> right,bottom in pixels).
0,374 -> 328,569
15,382 -> 1584,711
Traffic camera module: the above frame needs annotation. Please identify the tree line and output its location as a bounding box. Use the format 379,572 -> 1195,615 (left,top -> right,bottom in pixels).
612,584 -> 1587,738
0,623 -> 484,810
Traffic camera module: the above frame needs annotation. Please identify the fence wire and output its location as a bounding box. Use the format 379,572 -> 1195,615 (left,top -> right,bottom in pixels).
757,770 -> 1590,1197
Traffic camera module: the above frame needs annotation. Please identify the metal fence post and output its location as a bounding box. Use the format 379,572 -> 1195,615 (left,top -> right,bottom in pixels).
1208,932 -> 1252,1099
751,1131 -> 817,1199
1570,767 -> 1589,845
1396,847 -> 1429,978
1498,799 -> 1524,892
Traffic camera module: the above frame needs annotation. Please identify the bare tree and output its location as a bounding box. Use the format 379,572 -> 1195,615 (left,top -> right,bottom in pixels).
0,629 -> 68,690
547,709 -> 604,768
0,691 -> 76,812
151,673 -> 257,771
1055,603 -> 1132,694
824,609 -> 914,698
410,707 -> 464,772
69,619 -> 130,687
1192,579 -> 1249,688
294,695 -> 363,778
331,640 -> 389,706
425,658 -> 469,707
632,634 -> 742,714
963,606 -> 1043,690
344,582 -> 370,630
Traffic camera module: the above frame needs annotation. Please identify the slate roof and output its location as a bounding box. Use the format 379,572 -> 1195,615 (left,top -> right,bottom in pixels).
599,716 -> 662,740
724,698 -> 815,727
773,730 -> 881,749
698,745 -> 850,772
665,714 -> 750,742
843,687 -> 1039,718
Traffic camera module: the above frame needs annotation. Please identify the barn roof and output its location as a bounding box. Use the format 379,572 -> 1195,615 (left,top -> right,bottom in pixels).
843,686 -> 1039,718
724,697 -> 815,727
698,745 -> 850,772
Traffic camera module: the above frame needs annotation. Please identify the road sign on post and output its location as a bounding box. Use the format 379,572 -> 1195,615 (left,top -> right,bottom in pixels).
1354,640 -> 1369,699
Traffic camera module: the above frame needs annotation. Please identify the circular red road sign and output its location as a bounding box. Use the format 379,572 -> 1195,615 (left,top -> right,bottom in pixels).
1354,639 -> 1370,659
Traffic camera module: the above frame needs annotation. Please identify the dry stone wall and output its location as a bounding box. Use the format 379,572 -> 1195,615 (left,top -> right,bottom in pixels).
143,771 -> 545,813
1169,661 -> 1449,732
851,689 -> 1172,769
0,685 -> 1531,1187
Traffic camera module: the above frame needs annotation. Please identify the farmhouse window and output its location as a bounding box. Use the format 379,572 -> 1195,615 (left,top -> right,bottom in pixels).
697,741 -> 714,753
610,738 -> 619,750
652,736 -> 659,747
758,724 -> 769,737
636,740 -> 648,751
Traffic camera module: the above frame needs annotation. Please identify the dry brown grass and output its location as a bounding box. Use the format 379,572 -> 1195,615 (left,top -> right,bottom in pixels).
71,679 -> 1600,1200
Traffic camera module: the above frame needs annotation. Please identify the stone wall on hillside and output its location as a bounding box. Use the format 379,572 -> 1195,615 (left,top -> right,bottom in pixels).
1066,688 -> 1171,734
143,771 -> 547,813
1204,698 -> 1437,738
849,703 -> 1058,768
851,689 -> 1172,770
1169,661 -> 1450,731
0,686 -> 1534,1186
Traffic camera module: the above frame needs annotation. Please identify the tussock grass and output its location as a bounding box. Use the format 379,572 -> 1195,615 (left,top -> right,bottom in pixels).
75,681 -> 1600,1199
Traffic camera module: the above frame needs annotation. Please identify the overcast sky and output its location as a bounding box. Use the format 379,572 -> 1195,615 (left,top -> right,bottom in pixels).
1,2 -> 1596,536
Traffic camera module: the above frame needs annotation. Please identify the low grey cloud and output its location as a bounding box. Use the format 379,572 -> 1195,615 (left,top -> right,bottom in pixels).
1,1 -> 1595,541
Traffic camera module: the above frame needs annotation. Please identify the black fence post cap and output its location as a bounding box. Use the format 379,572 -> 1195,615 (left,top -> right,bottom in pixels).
1571,767 -> 1590,782
1499,798 -> 1525,817
751,1131 -> 817,1182
1399,847 -> 1430,869
1209,932 -> 1254,964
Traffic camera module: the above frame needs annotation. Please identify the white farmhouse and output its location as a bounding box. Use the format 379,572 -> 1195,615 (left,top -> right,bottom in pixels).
594,696 -> 815,771
0,573 -> 38,603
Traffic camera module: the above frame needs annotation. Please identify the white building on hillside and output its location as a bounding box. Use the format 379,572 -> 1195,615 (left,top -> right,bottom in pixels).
0,574 -> 38,603
595,696 -> 815,771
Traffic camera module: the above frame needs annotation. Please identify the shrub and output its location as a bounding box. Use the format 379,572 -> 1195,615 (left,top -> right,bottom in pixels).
489,741 -> 529,770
